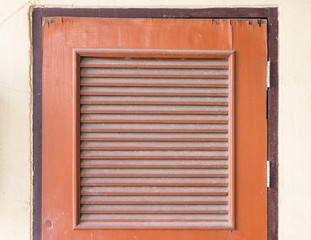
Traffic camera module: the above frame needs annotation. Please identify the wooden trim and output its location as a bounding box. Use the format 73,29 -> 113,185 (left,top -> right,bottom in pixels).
76,48 -> 234,58
32,8 -> 42,240
267,8 -> 279,240
72,50 -> 81,228
33,7 -> 278,240
228,52 -> 236,230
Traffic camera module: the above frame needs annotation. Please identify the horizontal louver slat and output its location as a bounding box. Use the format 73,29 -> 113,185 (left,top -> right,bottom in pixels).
78,51 -> 232,228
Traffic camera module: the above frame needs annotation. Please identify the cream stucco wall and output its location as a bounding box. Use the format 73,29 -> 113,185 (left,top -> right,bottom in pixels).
0,0 -> 311,239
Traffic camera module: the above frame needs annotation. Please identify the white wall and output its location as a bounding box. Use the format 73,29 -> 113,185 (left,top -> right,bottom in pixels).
1,0 -> 311,239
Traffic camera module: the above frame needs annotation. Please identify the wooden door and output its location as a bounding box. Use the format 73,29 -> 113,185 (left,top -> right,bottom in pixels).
42,18 -> 267,240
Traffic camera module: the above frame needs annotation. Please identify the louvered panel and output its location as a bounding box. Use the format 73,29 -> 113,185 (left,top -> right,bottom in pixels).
78,50 -> 234,229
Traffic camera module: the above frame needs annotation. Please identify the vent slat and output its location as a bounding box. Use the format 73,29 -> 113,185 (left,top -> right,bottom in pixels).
81,159 -> 228,165
80,155 -> 228,160
81,110 -> 228,115
81,113 -> 228,120
81,170 -> 228,177
80,219 -> 228,223
81,188 -> 228,196
81,168 -> 228,174
81,120 -> 228,124
81,137 -> 227,142
81,201 -> 228,205
81,86 -> 228,94
80,64 -> 228,69
78,52 -> 232,228
80,101 -> 228,105
81,174 -> 228,178
80,213 -> 228,221
81,82 -> 228,87
81,78 -> 228,85
81,74 -> 228,79
81,66 -> 227,74
80,176 -> 228,186
81,104 -> 228,111
81,192 -> 228,196
80,183 -> 228,187
81,195 -> 228,204
80,92 -> 228,97
80,141 -> 227,148
81,147 -> 227,151
81,129 -> 228,133
80,57 -> 228,67
80,164 -> 228,169
81,210 -> 228,214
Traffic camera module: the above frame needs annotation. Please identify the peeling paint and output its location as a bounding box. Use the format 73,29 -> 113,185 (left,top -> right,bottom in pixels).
42,16 -> 59,26
212,19 -> 221,25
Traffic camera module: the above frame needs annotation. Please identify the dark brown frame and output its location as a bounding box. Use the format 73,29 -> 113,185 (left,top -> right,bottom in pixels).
33,7 -> 278,240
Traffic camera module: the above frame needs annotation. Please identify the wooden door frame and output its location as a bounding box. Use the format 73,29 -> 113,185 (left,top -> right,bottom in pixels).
32,7 -> 278,240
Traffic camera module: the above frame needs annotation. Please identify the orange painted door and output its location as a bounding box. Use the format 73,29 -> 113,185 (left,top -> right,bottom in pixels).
42,18 -> 267,240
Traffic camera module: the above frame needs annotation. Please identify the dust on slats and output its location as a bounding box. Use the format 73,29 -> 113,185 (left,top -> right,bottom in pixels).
79,54 -> 231,228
